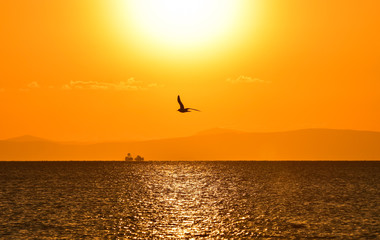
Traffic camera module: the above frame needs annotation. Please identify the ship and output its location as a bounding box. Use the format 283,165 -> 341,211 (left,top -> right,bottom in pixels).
125,153 -> 133,161
134,155 -> 144,161
125,153 -> 145,161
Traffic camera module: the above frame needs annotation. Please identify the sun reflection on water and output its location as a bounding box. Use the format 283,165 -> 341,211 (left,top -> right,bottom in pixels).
115,162 -> 241,238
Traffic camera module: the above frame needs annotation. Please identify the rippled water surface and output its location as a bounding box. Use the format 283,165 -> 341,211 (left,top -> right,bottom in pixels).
0,161 -> 379,239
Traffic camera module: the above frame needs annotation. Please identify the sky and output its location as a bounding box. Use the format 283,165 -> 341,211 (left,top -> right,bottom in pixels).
0,0 -> 379,141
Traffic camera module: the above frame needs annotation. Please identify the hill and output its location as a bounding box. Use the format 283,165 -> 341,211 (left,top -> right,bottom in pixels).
0,129 -> 380,160
3,135 -> 52,142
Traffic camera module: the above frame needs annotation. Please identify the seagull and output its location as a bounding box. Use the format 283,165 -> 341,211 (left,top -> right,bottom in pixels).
177,95 -> 200,113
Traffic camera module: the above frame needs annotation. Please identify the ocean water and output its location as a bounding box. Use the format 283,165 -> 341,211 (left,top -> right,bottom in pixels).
0,161 -> 379,239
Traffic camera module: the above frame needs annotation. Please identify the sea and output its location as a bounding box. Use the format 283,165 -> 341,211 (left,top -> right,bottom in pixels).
0,161 -> 379,239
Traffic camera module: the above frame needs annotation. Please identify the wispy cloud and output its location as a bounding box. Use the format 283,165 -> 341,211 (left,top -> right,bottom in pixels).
226,76 -> 270,84
18,81 -> 41,92
27,81 -> 40,88
62,78 -> 157,91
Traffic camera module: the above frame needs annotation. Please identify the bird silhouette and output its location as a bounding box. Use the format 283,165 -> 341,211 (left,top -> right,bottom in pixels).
177,95 -> 200,113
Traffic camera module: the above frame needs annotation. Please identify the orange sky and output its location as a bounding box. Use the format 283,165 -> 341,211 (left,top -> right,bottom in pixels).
0,0 -> 379,141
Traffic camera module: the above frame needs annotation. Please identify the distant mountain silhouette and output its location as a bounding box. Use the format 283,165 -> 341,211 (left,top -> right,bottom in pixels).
195,128 -> 245,136
1,129 -> 380,160
3,135 -> 52,142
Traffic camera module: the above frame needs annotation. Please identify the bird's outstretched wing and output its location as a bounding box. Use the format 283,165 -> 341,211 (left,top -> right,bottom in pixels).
189,108 -> 200,112
177,95 -> 184,109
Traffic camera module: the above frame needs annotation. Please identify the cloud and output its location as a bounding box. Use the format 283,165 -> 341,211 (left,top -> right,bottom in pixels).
15,79 -> 158,92
62,78 -> 157,91
27,81 -> 40,88
18,81 -> 40,91
226,76 -> 269,84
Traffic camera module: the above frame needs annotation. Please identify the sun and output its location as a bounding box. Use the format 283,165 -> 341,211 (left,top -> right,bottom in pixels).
118,0 -> 241,50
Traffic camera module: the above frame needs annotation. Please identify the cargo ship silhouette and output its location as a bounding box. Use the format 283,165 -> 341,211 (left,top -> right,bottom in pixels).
125,153 -> 144,161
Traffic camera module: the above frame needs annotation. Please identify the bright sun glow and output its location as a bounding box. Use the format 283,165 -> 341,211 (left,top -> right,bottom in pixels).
120,0 -> 241,49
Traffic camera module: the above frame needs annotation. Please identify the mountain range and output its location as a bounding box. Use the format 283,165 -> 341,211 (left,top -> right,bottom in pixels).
1,128 -> 380,160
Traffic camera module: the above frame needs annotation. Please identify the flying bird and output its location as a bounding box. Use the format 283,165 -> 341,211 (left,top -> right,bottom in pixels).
177,95 -> 200,113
